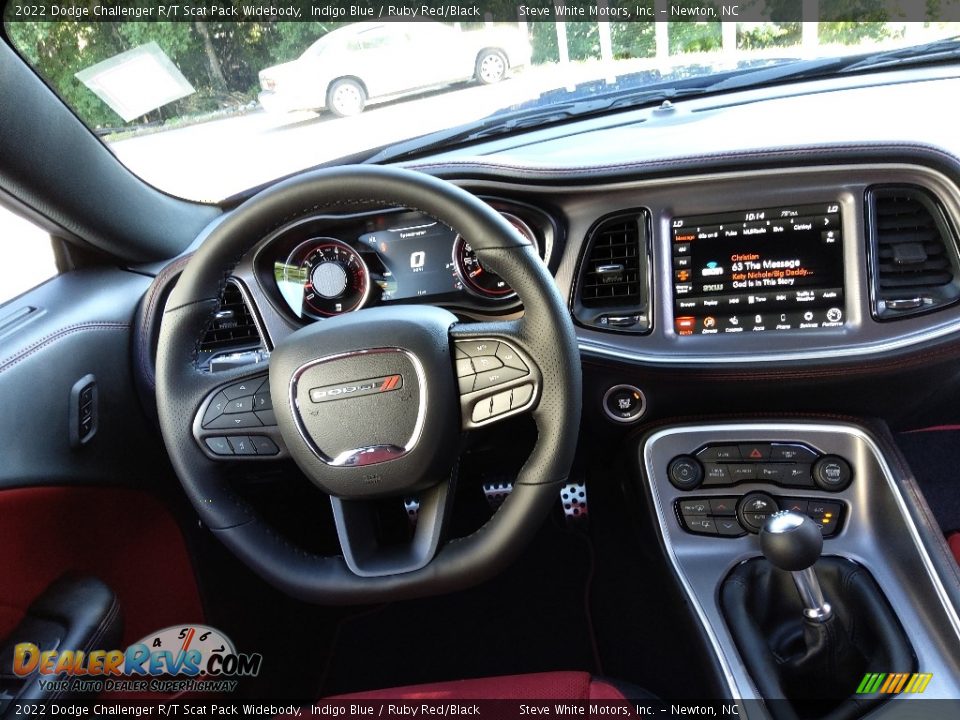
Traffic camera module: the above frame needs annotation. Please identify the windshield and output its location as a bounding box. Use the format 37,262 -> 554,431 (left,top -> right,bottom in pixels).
5,1 -> 960,202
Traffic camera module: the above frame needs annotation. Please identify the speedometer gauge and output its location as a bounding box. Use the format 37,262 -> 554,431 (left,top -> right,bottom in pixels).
281,238 -> 370,318
453,213 -> 538,300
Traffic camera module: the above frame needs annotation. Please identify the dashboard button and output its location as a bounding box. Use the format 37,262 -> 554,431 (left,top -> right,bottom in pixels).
813,455 -> 853,491
728,464 -> 757,482
709,498 -> 737,516
781,498 -> 810,514
782,464 -> 814,487
697,445 -> 741,461
473,365 -> 527,391
738,492 -> 780,532
757,464 -> 786,482
739,443 -> 771,460
702,464 -> 730,485
683,516 -> 717,536
205,412 -> 262,429
668,456 -> 703,491
603,385 -> 646,423
674,242 -> 691,255
808,500 -> 843,536
679,499 -> 710,516
769,443 -> 818,462
457,340 -> 500,358
204,437 -> 233,456
715,518 -> 746,537
674,256 -> 691,269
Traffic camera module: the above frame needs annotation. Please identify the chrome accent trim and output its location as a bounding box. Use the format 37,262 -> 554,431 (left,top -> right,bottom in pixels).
793,567 -> 833,623
224,277 -> 271,353
602,384 -> 647,424
765,509 -> 804,533
643,422 -> 960,703
288,347 -> 427,467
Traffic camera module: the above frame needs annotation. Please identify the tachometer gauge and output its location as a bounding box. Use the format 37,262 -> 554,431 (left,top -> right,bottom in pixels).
453,213 -> 538,300
280,238 -> 370,318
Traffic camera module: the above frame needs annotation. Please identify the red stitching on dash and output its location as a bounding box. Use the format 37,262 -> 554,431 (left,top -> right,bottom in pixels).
0,322 -> 129,376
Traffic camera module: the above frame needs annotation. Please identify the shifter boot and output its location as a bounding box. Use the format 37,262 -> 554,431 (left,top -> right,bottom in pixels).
721,557 -> 914,720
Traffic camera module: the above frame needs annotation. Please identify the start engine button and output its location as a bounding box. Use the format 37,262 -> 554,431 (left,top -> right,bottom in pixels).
603,384 -> 646,423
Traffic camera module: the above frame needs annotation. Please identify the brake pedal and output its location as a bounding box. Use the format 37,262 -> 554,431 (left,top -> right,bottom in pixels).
561,482 -> 588,526
482,481 -> 513,510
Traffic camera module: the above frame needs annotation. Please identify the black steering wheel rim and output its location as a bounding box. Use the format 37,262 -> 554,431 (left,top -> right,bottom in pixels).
156,165 -> 581,604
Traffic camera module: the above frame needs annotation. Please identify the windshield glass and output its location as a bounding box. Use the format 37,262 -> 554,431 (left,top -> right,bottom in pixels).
5,1 -> 960,202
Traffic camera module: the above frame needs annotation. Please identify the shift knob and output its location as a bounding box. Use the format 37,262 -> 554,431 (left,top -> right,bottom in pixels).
760,511 -> 832,622
760,510 -> 823,571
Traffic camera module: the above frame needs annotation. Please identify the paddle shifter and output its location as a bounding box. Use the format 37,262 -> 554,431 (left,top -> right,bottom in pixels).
759,510 -> 833,622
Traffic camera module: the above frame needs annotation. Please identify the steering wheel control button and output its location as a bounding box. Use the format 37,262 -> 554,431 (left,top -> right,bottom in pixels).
738,492 -> 779,533
204,437 -> 233,456
511,384 -> 534,407
495,344 -> 528,371
202,392 -> 229,426
473,365 -> 527,391
471,356 -> 503,373
456,358 -> 475,377
222,379 -> 262,400
668,455 -> 703,490
228,436 -> 257,455
205,412 -> 262,429
458,340 -> 500,357
813,455 -> 853,491
255,409 -> 277,426
225,397 -> 253,414
253,391 -> 272,412
249,436 -> 280,456
458,374 -> 476,394
602,384 -> 646,423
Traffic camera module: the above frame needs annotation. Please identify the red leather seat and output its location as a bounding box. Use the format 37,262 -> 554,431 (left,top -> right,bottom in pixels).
329,671 -> 630,700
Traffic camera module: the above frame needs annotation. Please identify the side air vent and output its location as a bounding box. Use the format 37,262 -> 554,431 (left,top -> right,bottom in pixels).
572,211 -> 651,333
868,186 -> 960,320
198,281 -> 263,355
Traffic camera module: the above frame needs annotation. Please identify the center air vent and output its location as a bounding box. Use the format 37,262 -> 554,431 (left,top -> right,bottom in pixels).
573,210 -> 651,333
868,186 -> 960,320
198,280 -> 263,355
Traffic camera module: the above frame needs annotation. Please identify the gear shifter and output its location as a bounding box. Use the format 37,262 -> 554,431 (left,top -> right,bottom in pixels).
760,510 -> 832,622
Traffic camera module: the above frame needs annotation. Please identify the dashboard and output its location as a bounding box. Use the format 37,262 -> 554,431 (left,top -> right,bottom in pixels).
235,162 -> 960,375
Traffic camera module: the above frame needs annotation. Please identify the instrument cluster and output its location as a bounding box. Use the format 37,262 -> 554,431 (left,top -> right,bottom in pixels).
260,200 -> 557,321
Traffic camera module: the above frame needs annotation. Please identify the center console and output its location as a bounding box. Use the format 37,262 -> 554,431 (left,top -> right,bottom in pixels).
641,422 -> 960,716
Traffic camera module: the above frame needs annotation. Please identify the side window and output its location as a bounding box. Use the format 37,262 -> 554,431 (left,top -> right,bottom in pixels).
0,204 -> 58,305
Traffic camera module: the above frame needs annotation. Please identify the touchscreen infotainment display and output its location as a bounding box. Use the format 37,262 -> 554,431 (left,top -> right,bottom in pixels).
671,203 -> 844,336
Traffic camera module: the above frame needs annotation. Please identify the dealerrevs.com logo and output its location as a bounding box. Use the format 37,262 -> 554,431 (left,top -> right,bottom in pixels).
12,624 -> 261,694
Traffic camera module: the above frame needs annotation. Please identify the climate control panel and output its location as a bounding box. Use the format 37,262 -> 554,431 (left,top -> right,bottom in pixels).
675,492 -> 844,538
667,442 -> 853,492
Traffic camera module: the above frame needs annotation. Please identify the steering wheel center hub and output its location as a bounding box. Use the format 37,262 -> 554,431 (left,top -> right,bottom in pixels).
269,305 -> 461,499
290,347 -> 425,468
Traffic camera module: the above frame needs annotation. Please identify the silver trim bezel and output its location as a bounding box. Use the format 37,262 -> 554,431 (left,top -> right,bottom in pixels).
642,422 -> 960,707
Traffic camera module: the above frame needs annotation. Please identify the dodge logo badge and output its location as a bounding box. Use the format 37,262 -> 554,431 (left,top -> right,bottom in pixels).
309,374 -> 403,403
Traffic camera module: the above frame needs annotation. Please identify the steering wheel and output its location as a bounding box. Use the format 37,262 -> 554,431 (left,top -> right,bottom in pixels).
156,166 -> 581,603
